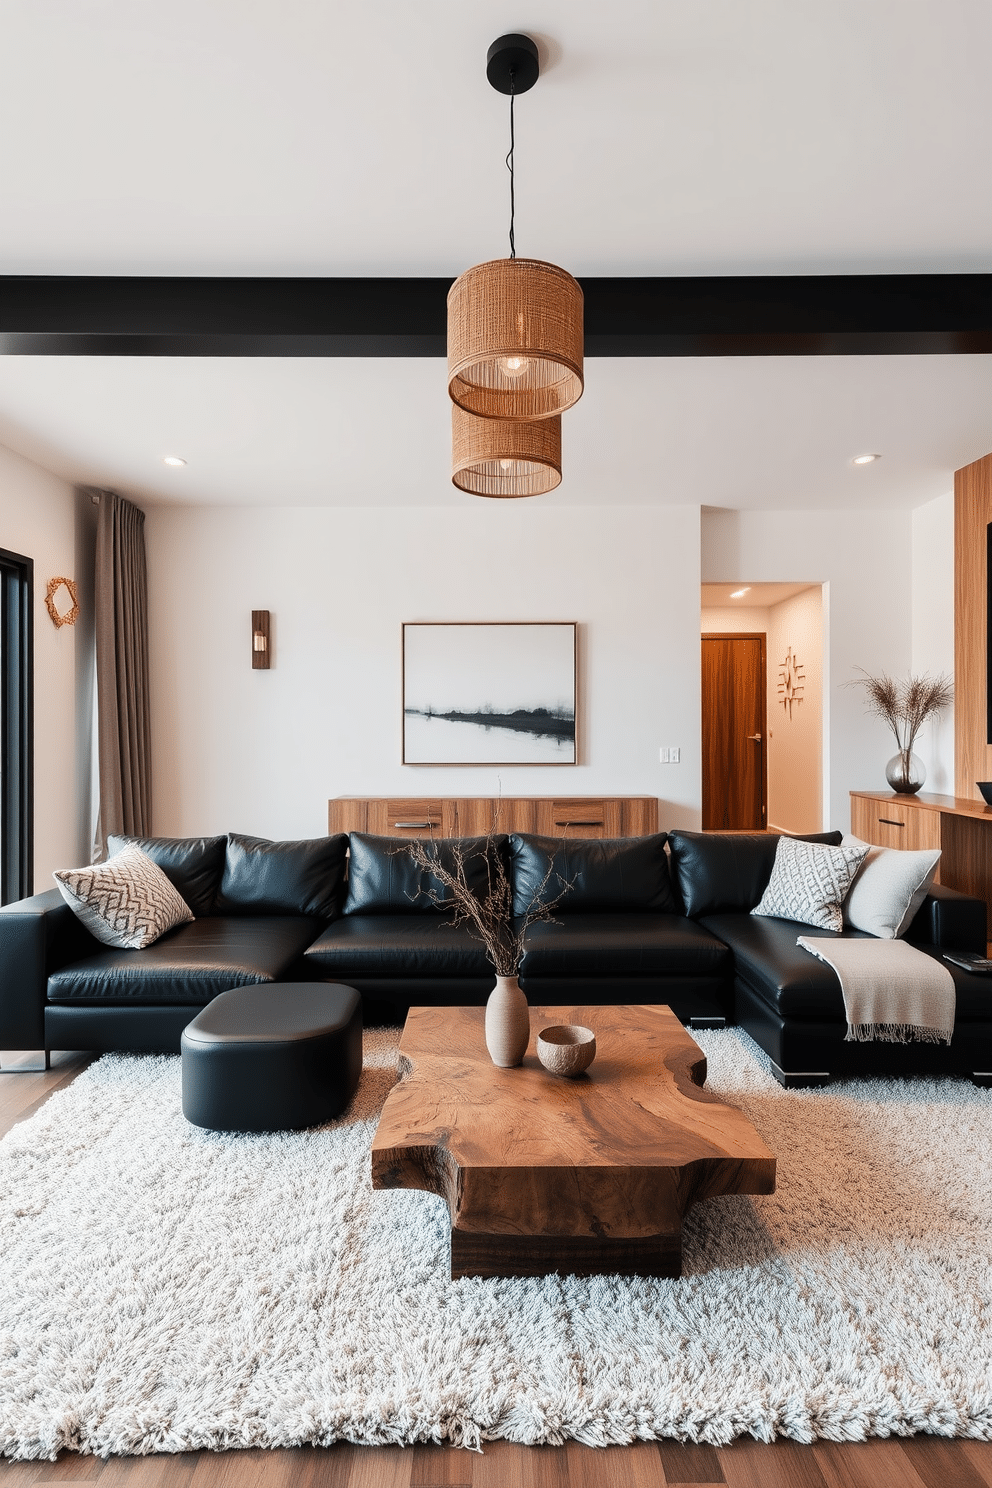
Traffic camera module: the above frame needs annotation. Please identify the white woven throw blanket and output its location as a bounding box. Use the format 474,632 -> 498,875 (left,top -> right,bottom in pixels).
797,935 -> 956,1044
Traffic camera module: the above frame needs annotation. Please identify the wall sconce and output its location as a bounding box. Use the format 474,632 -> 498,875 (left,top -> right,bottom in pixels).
252,610 -> 270,669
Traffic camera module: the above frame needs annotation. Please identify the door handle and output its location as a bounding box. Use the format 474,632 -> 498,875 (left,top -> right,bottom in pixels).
747,734 -> 762,741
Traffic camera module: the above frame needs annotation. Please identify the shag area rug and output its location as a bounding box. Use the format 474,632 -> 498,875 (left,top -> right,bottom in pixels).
2,1028 -> 992,1460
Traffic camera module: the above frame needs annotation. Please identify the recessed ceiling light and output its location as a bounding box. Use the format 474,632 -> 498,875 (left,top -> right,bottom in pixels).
851,453 -> 880,466
730,588 -> 750,599
163,455 -> 187,467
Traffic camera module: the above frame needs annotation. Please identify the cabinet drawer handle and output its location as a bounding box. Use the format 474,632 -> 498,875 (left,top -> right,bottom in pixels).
877,818 -> 904,827
392,820 -> 435,828
555,819 -> 603,827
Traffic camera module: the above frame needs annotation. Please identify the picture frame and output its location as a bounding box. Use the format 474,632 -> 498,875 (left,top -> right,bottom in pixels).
402,622 -> 577,766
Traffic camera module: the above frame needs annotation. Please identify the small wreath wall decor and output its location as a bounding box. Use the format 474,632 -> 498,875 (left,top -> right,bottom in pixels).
45,576 -> 80,628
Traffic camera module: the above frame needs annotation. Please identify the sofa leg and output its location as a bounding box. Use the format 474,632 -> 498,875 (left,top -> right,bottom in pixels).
689,1016 -> 727,1030
769,1059 -> 830,1090
0,1050 -> 50,1073
971,1072 -> 992,1088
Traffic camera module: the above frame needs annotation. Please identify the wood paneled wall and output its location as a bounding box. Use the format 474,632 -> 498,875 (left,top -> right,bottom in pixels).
955,452 -> 992,799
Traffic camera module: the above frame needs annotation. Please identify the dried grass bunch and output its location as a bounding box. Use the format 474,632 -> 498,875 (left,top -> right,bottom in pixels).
849,668 -> 953,763
404,828 -> 571,978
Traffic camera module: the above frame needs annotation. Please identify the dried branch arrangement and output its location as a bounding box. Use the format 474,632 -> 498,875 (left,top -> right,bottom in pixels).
403,827 -> 571,978
849,668 -> 953,765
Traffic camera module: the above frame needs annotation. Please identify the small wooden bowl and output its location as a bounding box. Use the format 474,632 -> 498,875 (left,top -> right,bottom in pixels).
537,1024 -> 596,1078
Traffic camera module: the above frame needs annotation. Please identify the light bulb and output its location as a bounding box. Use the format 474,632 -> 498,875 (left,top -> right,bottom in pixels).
501,355 -> 529,379
163,455 -> 187,467
499,458 -> 514,472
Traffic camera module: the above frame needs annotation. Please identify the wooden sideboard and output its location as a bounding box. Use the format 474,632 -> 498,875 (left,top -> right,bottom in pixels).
850,790 -> 992,932
328,796 -> 659,840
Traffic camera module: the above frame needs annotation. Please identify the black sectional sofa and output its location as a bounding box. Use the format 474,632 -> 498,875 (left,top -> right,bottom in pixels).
1,826 -> 989,1086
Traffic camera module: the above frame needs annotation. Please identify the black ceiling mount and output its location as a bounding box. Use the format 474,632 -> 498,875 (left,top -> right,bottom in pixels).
486,34 -> 539,95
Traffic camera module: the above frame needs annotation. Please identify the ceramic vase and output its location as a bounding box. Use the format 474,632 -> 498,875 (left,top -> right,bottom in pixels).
886,750 -> 926,795
485,975 -> 530,1068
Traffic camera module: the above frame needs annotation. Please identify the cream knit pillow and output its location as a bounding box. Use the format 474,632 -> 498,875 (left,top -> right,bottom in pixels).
53,844 -> 194,949
841,834 -> 940,939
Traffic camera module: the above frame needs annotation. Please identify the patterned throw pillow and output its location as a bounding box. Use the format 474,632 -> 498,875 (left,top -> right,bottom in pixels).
751,835 -> 869,932
53,844 -> 194,949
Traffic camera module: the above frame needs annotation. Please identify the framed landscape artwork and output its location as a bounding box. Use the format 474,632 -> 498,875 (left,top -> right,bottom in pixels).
402,622 -> 577,765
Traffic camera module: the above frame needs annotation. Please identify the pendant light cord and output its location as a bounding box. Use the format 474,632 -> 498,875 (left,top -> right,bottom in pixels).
506,71 -> 516,259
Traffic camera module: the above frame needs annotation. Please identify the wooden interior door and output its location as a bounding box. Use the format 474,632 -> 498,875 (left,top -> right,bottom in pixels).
702,634 -> 767,830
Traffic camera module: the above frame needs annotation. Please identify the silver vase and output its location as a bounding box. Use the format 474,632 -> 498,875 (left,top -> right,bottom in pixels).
484,975 -> 530,1068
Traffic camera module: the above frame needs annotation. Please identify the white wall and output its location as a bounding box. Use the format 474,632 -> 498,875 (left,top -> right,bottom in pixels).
911,490 -> 955,793
0,442 -> 95,884
145,504 -> 703,838
766,588 -> 823,833
700,605 -> 771,634
702,507 -> 912,832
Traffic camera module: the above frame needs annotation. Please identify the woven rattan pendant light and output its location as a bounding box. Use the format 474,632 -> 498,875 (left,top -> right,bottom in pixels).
452,405 -> 561,498
447,35 -> 584,426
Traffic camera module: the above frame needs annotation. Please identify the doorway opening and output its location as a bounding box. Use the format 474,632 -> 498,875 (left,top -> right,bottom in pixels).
701,582 -> 824,834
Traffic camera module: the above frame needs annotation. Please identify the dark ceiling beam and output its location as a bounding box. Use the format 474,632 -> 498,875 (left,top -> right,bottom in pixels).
1,274 -> 991,356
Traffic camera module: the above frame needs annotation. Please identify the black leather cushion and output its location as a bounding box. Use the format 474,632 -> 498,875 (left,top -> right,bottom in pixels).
707,909 -> 991,1025
216,834 -> 348,918
509,833 -> 675,917
519,913 -> 731,978
305,913 -> 493,977
667,830 -> 844,917
107,834 -> 226,917
700,912 -> 867,1020
342,833 -> 505,916
904,883 -> 988,954
47,916 -> 323,1004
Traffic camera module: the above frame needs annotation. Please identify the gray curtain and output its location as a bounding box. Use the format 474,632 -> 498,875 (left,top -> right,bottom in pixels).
93,491 -> 151,859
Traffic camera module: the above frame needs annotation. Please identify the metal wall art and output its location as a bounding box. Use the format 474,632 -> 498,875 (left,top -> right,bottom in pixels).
778,646 -> 805,717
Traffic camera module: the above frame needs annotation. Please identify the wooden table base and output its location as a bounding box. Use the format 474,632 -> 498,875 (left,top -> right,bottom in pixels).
450,1229 -> 683,1280
372,1005 -> 776,1281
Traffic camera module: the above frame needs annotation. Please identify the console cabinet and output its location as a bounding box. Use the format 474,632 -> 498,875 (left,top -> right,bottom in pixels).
850,789 -> 992,934
328,796 -> 659,840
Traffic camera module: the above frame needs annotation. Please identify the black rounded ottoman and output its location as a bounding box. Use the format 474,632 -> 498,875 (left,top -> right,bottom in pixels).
181,982 -> 362,1132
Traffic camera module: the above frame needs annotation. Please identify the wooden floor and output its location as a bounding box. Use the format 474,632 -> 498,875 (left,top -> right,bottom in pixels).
2,1053 -> 992,1488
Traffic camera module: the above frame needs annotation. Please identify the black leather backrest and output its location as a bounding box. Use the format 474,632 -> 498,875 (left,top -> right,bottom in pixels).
667,829 -> 843,917
343,833 -> 505,915
215,833 -> 348,918
509,833 -> 675,916
107,833 -> 226,917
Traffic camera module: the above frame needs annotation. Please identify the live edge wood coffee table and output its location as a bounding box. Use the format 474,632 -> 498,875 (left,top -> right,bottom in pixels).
371,1004 -> 776,1280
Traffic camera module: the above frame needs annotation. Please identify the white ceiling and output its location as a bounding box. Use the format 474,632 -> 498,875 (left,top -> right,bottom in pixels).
0,353 -> 986,509
1,0 -> 990,509
702,583 -> 816,608
3,0 -> 991,278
